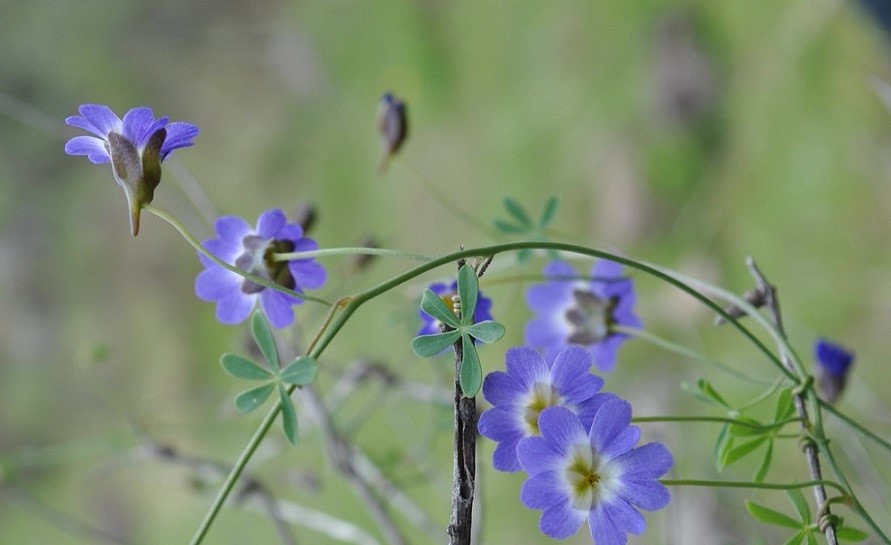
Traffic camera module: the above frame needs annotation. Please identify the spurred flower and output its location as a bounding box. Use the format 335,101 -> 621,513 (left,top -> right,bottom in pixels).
195,209 -> 326,328
525,260 -> 641,371
517,403 -> 672,544
477,346 -> 611,472
65,104 -> 198,235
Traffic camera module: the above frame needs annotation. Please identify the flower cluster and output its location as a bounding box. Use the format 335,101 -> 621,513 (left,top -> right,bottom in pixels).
195,208 -> 326,328
479,345 -> 672,543
525,260 -> 641,371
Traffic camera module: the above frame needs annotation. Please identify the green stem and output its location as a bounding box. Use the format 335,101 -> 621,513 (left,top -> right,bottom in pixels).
633,415 -> 800,430
739,376 -> 788,412
821,402 -> 891,453
614,325 -> 771,384
273,247 -> 433,263
144,204 -> 332,307
662,478 -> 848,495
188,241 -> 789,544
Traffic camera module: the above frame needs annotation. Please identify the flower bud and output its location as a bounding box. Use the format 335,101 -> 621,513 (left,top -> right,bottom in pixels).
814,338 -> 854,404
377,92 -> 408,173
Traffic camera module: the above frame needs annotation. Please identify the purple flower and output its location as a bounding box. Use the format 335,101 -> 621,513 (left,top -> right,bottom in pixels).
195,209 -> 327,328
64,104 -> 199,235
517,403 -> 672,544
814,338 -> 854,404
416,280 -> 493,336
478,346 -> 610,472
525,260 -> 641,372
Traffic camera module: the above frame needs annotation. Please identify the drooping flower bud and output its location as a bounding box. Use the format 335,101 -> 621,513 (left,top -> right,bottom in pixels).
376,92 -> 408,173
814,338 -> 854,404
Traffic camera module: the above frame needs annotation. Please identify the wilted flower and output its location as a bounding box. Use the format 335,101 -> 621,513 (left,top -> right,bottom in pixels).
65,104 -> 198,235
477,346 -> 611,472
416,279 -> 493,336
814,338 -> 854,404
525,260 -> 641,371
195,209 -> 326,328
517,403 -> 672,544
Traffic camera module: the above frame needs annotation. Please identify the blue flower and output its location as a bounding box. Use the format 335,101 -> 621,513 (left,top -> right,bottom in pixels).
416,279 -> 493,336
195,209 -> 326,328
517,403 -> 672,544
814,338 -> 854,404
477,346 -> 611,472
525,260 -> 641,372
64,104 -> 199,235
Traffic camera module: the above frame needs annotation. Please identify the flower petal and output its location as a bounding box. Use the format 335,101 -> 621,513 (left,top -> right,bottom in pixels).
517,435 -> 567,474
64,136 -> 110,163
195,266 -> 240,301
589,399 -> 633,454
215,215 -> 253,244
520,471 -> 571,510
256,208 -> 287,238
613,442 -> 674,482
160,121 -> 199,158
121,107 -> 156,147
481,370 -> 525,407
588,504 -> 629,545
289,257 -> 327,290
504,346 -> 550,389
539,501 -> 586,539
260,289 -> 296,328
76,104 -> 121,137
537,406 -> 587,454
491,436 -> 523,472
551,346 -> 603,399
591,336 -> 624,372
598,497 -> 647,535
216,291 -> 255,325
478,407 -> 523,441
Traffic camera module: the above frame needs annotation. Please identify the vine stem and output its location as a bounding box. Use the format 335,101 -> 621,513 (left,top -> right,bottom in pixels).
185,241 -> 799,544
663,479 -> 848,495
634,415 -> 801,430
273,247 -> 433,262
741,258 -> 838,545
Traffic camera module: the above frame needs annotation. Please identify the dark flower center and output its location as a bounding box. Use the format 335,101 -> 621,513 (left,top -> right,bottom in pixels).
565,289 -> 617,344
236,236 -> 296,294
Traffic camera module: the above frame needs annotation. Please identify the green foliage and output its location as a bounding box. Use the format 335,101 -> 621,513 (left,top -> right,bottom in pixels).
411,264 -> 506,397
493,195 -> 560,263
220,311 -> 319,444
746,489 -> 869,543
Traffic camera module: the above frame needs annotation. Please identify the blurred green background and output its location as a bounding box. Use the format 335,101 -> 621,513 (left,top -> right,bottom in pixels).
2,0 -> 891,543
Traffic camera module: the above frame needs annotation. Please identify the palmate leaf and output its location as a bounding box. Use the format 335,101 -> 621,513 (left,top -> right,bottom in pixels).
713,423 -> 732,471
729,416 -> 768,437
221,353 -> 273,380
251,311 -> 280,371
754,439 -> 773,482
420,289 -> 461,329
836,527 -> 870,542
745,500 -> 801,529
279,356 -> 319,386
235,383 -> 275,413
456,264 -> 478,324
493,218 -> 529,235
782,531 -> 807,545
775,388 -> 795,421
503,197 -> 533,228
279,385 -> 298,445
459,334 -> 482,397
465,320 -> 506,344
412,330 -> 461,357
723,436 -> 767,466
539,195 -> 559,227
786,489 -> 811,522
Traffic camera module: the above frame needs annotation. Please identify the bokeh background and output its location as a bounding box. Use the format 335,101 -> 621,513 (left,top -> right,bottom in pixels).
3,1 -> 891,543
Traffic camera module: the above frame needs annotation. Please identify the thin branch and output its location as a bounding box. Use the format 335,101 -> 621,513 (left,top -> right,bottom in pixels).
744,257 -> 838,545
301,386 -> 408,545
